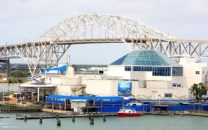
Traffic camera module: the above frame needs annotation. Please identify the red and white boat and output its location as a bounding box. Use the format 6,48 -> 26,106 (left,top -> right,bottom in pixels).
117,107 -> 142,117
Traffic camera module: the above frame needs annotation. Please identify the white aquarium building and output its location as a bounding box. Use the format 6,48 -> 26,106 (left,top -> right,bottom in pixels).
106,50 -> 187,100
20,50 -> 208,102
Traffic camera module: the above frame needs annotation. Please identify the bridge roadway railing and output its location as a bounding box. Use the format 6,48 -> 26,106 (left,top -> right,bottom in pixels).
0,37 -> 208,77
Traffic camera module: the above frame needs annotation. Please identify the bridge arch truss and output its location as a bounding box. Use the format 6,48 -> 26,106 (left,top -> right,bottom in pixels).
0,14 -> 208,76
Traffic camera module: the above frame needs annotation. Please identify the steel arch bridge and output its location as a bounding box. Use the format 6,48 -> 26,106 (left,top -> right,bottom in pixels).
0,14 -> 208,76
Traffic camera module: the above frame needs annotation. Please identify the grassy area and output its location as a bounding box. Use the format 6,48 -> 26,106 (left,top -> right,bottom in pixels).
0,71 -> 30,83
9,71 -> 30,78
0,78 -> 28,83
8,78 -> 28,83
0,79 -> 9,83
0,104 -> 17,108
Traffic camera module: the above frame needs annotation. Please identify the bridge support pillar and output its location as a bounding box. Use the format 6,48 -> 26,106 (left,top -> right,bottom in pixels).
37,87 -> 40,102
0,59 -> 10,79
6,60 -> 10,79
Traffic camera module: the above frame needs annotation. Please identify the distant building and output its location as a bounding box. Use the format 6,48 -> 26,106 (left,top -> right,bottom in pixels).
72,64 -> 107,75
0,63 -> 29,72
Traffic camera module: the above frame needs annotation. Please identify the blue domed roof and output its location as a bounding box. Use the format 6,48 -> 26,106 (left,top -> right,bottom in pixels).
110,50 -> 179,66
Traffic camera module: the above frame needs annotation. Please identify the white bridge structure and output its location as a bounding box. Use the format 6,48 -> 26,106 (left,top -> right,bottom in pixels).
0,14 -> 208,76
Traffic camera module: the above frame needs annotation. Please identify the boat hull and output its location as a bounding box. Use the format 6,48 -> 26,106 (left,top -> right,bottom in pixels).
117,112 -> 142,117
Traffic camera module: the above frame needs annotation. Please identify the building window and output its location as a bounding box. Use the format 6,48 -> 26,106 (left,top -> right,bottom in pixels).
125,66 -> 131,71
152,67 -> 171,76
177,84 -> 182,87
131,66 -> 174,76
164,93 -> 172,98
133,66 -> 140,71
172,83 -> 177,87
196,71 -> 200,75
133,66 -> 153,71
172,83 -> 182,87
172,67 -> 183,76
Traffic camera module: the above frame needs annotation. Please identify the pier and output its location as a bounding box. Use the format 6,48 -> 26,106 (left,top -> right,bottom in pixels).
16,113 -> 116,120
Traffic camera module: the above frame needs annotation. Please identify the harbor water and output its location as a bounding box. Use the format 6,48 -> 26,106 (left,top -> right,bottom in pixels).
1,83 -> 208,130
0,114 -> 208,130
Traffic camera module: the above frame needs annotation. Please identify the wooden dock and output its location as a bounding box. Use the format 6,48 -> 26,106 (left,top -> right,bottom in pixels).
16,113 -> 117,120
13,111 -> 208,120
187,111 -> 208,117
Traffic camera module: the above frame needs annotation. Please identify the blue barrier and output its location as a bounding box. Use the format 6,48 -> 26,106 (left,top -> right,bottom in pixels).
46,99 -> 65,104
168,104 -> 208,111
97,104 -> 208,112
96,106 -> 121,112
45,95 -> 208,112
202,104 -> 208,110
96,104 -> 208,113
134,104 -> 152,112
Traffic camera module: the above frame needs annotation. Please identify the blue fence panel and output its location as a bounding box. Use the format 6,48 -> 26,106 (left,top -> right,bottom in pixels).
168,104 -> 205,111
202,104 -> 208,110
46,99 -> 65,104
134,104 -> 151,112
95,101 -> 123,106
96,106 -> 121,112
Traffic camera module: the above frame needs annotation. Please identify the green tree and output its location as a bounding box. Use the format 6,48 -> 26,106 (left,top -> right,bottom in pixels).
9,71 -> 30,78
191,83 -> 207,102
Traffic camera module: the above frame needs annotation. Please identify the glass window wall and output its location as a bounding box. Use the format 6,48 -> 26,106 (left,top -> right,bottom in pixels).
125,66 -> 182,77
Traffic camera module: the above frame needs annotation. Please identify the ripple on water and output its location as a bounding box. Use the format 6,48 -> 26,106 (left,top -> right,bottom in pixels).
0,114 -> 208,130
0,123 -> 16,129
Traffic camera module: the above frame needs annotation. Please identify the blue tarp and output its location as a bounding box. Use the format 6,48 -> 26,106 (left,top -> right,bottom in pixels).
46,99 -> 65,104
44,65 -> 68,72
168,104 -> 208,111
46,95 -> 124,103
140,99 -> 196,103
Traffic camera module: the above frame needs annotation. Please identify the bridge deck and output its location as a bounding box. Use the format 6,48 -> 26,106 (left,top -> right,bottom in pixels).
1,38 -> 208,49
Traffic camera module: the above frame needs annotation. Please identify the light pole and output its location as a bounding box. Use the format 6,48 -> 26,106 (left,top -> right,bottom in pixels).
8,78 -> 10,92
158,94 -> 161,105
2,91 -> 5,104
152,91 -> 157,101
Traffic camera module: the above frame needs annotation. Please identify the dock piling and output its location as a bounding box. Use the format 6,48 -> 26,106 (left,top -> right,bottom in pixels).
103,115 -> 106,122
90,118 -> 94,125
24,115 -> 27,122
72,116 -> 75,122
181,111 -> 184,116
39,117 -> 43,124
56,114 -> 59,120
57,119 -> 61,126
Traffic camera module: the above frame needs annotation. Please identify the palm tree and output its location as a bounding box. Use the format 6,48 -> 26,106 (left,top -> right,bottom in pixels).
191,83 -> 207,102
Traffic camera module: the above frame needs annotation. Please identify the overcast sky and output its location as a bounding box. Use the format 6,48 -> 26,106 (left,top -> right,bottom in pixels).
0,0 -> 208,64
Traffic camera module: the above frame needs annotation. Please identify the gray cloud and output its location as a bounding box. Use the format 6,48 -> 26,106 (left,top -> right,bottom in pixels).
0,0 -> 208,64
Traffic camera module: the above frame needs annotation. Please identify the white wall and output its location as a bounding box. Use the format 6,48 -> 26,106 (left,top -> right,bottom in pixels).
50,77 -> 192,100
171,76 -> 184,87
82,79 -> 118,96
133,88 -> 190,100
180,57 -> 208,88
105,66 -> 129,79
55,85 -> 72,95
145,80 -> 171,89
